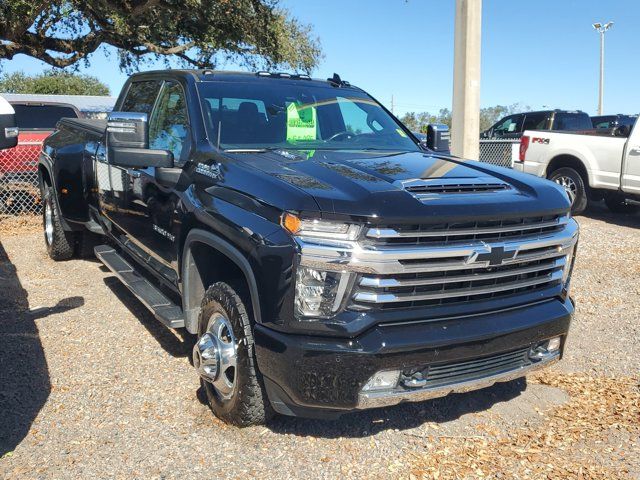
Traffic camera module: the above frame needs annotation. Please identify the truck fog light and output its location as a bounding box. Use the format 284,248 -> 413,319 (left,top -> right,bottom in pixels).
294,266 -> 350,318
362,370 -> 401,392
547,336 -> 561,353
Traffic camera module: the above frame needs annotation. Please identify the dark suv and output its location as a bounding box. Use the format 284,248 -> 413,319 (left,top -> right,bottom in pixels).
481,110 -> 592,139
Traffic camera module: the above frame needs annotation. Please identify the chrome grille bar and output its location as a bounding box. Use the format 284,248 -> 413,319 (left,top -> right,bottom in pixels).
366,215 -> 569,239
353,270 -> 563,304
359,257 -> 566,288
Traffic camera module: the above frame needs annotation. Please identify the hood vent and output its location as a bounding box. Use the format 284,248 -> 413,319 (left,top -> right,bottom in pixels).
400,178 -> 511,196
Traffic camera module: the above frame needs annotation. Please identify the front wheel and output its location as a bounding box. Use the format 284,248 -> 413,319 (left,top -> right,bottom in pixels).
604,194 -> 639,214
42,185 -> 75,260
549,167 -> 588,215
193,282 -> 273,426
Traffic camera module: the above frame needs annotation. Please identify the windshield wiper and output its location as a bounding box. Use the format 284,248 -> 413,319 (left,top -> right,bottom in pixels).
223,148 -> 272,153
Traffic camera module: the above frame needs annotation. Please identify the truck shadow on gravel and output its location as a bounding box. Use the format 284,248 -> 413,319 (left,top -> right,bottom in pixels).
579,203 -> 640,228
0,240 -> 84,456
102,276 -> 193,358
267,378 -> 527,438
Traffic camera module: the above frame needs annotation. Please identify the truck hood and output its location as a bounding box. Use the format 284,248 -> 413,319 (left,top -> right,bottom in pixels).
227,149 -> 570,221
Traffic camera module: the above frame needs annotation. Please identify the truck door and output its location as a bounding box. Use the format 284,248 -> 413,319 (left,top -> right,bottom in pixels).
621,119 -> 640,194
101,79 -> 190,284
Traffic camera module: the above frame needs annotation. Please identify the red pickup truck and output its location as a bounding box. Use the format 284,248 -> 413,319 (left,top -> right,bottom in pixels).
0,101 -> 82,213
0,102 -> 81,178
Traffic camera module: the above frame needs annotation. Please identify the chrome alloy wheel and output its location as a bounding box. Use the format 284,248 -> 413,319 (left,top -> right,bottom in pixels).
44,200 -> 54,245
553,175 -> 577,204
193,313 -> 238,400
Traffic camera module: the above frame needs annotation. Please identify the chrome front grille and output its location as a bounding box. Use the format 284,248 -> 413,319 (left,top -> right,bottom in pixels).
352,257 -> 565,309
348,215 -> 573,311
296,213 -> 579,317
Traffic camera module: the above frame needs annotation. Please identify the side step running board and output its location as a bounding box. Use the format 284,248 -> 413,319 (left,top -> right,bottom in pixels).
95,245 -> 185,329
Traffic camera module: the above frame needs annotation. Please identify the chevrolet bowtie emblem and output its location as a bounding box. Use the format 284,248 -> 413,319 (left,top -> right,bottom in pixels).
473,245 -> 517,266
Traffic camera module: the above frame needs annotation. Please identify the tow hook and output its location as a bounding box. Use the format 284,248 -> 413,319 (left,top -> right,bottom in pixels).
400,371 -> 428,389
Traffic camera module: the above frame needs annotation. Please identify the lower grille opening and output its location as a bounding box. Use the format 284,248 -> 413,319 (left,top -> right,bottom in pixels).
402,347 -> 531,390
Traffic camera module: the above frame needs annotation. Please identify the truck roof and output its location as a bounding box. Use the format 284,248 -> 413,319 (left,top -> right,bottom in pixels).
127,69 -> 358,89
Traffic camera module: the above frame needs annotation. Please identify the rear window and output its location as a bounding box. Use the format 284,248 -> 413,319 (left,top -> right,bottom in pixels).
12,104 -> 78,130
552,113 -> 592,131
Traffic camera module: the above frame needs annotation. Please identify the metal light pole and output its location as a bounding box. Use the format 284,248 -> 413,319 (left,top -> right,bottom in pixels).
592,21 -> 613,116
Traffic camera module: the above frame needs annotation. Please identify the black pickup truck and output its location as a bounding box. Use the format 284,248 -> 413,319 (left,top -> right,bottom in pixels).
38,70 -> 578,426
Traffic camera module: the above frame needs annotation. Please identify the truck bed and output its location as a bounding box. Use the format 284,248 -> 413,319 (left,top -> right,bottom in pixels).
58,117 -> 106,136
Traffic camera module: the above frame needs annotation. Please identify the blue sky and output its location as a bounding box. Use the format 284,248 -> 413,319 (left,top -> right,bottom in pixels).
2,0 -> 639,116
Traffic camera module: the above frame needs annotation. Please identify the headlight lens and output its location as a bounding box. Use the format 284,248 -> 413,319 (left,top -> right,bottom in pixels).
282,213 -> 361,241
561,242 -> 577,292
283,214 -> 359,319
295,267 -> 351,318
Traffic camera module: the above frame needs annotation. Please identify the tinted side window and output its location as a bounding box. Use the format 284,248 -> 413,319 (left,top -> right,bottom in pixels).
121,80 -> 161,114
620,116 -> 637,127
522,113 -> 548,130
12,104 -> 78,130
149,81 -> 189,161
493,115 -> 523,135
553,113 -> 592,131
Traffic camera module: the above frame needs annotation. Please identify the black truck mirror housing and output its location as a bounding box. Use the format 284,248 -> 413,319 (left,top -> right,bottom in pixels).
109,147 -> 174,169
0,97 -> 18,150
106,111 -> 174,168
426,124 -> 451,154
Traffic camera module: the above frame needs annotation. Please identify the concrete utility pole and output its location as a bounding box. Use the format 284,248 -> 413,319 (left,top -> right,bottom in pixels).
592,21 -> 613,116
451,0 -> 482,159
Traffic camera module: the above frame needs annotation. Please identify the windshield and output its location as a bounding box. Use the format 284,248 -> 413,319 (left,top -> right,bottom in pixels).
197,81 -> 419,152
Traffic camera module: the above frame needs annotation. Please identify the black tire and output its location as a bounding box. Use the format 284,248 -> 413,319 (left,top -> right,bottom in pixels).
195,281 -> 273,426
42,184 -> 75,261
75,231 -> 101,258
604,194 -> 639,214
549,167 -> 588,215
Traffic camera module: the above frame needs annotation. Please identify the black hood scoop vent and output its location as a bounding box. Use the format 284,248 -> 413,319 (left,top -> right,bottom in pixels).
399,177 -> 511,197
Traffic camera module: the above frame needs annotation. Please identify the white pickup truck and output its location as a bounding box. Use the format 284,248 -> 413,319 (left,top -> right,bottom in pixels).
515,119 -> 640,214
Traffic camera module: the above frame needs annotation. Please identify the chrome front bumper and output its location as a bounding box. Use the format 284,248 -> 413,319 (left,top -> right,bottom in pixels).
357,352 -> 559,409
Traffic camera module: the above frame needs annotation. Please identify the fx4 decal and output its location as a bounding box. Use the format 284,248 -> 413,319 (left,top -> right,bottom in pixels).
532,137 -> 550,144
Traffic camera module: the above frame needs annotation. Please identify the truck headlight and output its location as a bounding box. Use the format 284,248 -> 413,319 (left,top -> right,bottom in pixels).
283,214 -> 359,319
282,214 -> 361,241
295,267 -> 352,318
562,242 -> 577,292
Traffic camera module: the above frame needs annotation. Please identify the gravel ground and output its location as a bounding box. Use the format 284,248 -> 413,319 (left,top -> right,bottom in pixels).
0,206 -> 638,479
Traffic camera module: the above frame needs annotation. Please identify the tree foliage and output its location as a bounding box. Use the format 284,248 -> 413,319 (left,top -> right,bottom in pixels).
400,103 -> 530,133
0,1 -> 322,73
0,70 -> 110,95
400,109 -> 452,132
479,103 -> 529,132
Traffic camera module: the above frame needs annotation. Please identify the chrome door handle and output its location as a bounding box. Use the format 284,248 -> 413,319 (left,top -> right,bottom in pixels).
126,169 -> 141,178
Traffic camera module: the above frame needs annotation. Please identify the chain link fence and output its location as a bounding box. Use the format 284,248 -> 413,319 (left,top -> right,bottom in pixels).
0,138 -> 42,217
478,139 -> 520,168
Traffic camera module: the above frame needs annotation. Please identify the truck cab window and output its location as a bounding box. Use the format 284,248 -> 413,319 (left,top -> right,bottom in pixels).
493,115 -> 523,135
148,81 -> 189,161
523,113 -> 548,131
122,80 -> 162,114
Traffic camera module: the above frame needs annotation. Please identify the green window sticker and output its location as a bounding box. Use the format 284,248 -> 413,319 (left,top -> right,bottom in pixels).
396,128 -> 408,138
287,103 -> 317,142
